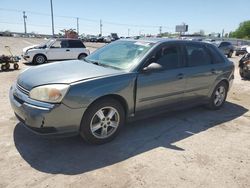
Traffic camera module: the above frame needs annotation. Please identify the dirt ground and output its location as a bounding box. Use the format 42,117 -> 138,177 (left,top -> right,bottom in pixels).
0,37 -> 250,188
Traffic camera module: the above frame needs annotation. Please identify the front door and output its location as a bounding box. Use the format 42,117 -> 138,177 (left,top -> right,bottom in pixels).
46,40 -> 71,60
136,43 -> 186,112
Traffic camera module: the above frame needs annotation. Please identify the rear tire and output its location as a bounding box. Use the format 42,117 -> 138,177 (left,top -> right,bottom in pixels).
14,63 -> 19,70
207,82 -> 228,110
80,98 -> 125,144
33,54 -> 46,64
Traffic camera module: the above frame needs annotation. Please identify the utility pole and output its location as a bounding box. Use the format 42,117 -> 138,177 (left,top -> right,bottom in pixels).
23,11 -> 27,35
222,29 -> 224,39
128,28 -> 130,37
100,19 -> 103,36
50,0 -> 55,37
77,17 -> 79,34
159,26 -> 162,36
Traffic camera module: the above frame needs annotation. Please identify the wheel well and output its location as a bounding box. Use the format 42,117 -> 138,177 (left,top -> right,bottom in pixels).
219,79 -> 229,90
78,53 -> 88,59
88,94 -> 128,116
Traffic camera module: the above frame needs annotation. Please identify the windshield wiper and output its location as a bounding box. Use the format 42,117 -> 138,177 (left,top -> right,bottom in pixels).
83,58 -> 121,70
83,58 -> 100,65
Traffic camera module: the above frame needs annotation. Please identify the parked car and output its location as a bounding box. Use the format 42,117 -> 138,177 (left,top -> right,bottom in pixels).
103,36 -> 112,43
22,38 -> 90,64
86,35 -> 98,42
213,41 -> 234,58
10,39 -> 234,144
110,33 -> 119,41
235,45 -> 249,56
96,36 -> 105,43
239,47 -> 250,79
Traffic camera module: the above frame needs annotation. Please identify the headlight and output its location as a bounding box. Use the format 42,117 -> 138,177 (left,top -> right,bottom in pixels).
24,50 -> 28,55
29,84 -> 69,103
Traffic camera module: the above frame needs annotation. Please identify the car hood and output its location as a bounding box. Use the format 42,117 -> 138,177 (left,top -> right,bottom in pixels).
23,44 -> 46,53
17,60 -> 122,91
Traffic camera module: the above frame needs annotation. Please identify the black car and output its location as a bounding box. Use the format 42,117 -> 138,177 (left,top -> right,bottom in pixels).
213,41 -> 234,58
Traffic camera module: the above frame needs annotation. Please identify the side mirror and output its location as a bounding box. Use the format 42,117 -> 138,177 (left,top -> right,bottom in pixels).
142,62 -> 163,73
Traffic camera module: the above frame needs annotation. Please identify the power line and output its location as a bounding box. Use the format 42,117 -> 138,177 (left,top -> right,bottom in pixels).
0,7 -> 174,29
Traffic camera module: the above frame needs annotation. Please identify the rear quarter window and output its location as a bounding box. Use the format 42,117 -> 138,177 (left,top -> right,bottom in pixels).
206,45 -> 225,64
68,40 -> 86,48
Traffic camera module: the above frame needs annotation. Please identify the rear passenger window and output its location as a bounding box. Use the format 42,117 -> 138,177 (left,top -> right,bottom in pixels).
206,45 -> 225,64
185,44 -> 212,67
68,40 -> 85,48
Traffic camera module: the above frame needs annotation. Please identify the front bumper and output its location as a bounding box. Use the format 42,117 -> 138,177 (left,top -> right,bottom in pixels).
235,50 -> 247,55
9,83 -> 86,136
21,54 -> 32,62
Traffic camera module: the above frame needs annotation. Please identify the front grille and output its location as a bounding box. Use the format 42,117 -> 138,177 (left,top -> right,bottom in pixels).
16,83 -> 29,95
14,95 -> 24,104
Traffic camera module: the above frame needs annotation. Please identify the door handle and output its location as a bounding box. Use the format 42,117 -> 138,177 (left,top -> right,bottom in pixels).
66,49 -> 70,52
177,73 -> 184,79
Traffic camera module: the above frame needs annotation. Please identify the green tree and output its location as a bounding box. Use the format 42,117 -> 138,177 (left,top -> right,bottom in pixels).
231,21 -> 250,39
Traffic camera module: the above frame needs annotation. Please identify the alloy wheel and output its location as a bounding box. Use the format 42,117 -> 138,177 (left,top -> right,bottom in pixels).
90,106 -> 120,139
214,86 -> 226,106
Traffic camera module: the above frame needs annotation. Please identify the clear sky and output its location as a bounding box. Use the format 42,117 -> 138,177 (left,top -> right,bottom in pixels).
0,0 -> 249,36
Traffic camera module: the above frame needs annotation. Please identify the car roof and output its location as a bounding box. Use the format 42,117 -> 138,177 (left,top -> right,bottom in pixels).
120,38 -> 209,45
54,38 -> 81,41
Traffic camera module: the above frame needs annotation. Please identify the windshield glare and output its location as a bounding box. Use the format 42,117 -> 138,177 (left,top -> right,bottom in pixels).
85,40 -> 154,70
40,39 -> 55,48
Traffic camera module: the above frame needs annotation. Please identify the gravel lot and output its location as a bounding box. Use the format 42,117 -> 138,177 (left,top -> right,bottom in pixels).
0,37 -> 250,188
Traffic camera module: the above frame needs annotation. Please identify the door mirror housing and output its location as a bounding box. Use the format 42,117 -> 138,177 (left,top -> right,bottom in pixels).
142,62 -> 163,73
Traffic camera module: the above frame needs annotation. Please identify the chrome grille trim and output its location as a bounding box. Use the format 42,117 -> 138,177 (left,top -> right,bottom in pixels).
16,83 -> 29,95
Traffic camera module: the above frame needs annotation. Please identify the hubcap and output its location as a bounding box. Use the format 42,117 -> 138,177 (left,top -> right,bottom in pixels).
90,107 -> 120,139
36,56 -> 44,64
214,86 -> 226,106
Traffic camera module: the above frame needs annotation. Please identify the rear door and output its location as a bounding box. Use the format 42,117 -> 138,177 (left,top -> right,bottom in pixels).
183,43 -> 219,102
68,40 -> 86,59
136,43 -> 186,112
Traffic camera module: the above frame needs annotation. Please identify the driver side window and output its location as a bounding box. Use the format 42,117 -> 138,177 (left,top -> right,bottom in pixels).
51,40 -> 69,48
154,45 -> 180,70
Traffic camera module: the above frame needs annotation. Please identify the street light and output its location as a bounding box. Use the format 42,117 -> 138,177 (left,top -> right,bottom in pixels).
50,0 -> 55,37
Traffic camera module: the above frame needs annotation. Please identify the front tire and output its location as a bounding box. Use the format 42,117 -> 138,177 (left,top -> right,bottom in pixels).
33,54 -> 46,64
207,82 -> 228,110
1,64 -> 7,71
78,53 -> 87,60
80,98 -> 125,144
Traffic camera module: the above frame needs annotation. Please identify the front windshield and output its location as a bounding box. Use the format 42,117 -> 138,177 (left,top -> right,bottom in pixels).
85,40 -> 154,70
40,39 -> 55,47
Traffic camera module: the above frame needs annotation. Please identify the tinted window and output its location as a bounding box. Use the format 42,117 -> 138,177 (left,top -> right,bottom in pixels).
154,45 -> 180,70
185,43 -> 212,67
68,40 -> 85,48
220,42 -> 231,47
206,45 -> 225,64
